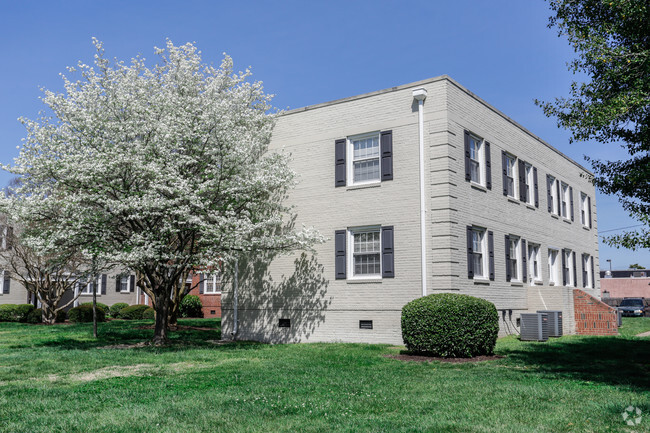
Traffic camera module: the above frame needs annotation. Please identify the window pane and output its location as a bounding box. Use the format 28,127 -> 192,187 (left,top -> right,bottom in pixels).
354,253 -> 380,275
353,136 -> 379,160
353,159 -> 380,182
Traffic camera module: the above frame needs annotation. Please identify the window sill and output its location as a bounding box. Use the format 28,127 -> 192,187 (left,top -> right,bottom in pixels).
346,182 -> 381,191
510,281 -> 524,287
203,292 -> 222,295
551,214 -> 559,220
347,279 -> 382,284
470,182 -> 487,192
582,225 -> 591,231
563,218 -> 572,224
525,204 -> 536,210
507,197 -> 520,205
473,277 -> 490,285
533,280 -> 543,286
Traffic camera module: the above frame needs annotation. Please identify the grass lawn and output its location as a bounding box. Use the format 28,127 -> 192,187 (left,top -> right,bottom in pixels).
0,319 -> 649,433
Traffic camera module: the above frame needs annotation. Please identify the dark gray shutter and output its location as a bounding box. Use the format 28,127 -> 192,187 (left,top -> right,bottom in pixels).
569,186 -> 574,221
587,196 -> 592,227
572,252 -> 577,287
488,231 -> 495,280
335,139 -> 346,187
464,131 -> 471,182
380,130 -> 393,181
521,239 -> 527,282
582,255 -> 587,288
556,181 -> 561,214
335,230 -> 346,279
101,274 -> 107,295
116,275 -> 121,292
381,226 -> 394,278
590,257 -> 595,288
502,151 -> 508,196
3,272 -> 9,294
562,249 -> 567,286
130,275 -> 135,292
466,226 -> 474,278
199,274 -> 205,294
505,235 -> 511,282
519,160 -> 526,202
533,167 -> 539,208
546,175 -> 553,212
485,141 -> 492,190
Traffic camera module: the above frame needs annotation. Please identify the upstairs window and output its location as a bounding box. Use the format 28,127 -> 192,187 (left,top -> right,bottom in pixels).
335,131 -> 393,187
547,175 -> 558,214
580,192 -> 591,228
350,133 -> 380,184
464,131 -> 491,189
503,153 -> 517,198
469,136 -> 482,184
560,182 -> 569,218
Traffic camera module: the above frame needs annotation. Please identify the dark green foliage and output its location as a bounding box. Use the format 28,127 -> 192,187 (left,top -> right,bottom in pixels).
142,307 -> 155,320
0,304 -> 35,322
401,293 -> 499,357
538,0 -> 650,249
109,302 -> 129,318
118,305 -> 150,320
81,302 -> 109,315
56,309 -> 67,323
26,308 -> 42,324
180,295 -> 203,318
68,304 -> 106,323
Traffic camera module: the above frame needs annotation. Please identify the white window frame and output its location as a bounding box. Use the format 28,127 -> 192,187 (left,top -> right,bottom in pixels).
347,226 -> 382,280
472,227 -> 488,280
524,163 -> 534,205
528,243 -> 541,284
564,250 -> 574,286
580,192 -> 589,227
549,176 -> 558,214
560,182 -> 570,219
0,270 -> 6,295
504,154 -> 517,199
468,135 -> 484,186
0,226 -> 7,251
548,248 -> 559,285
120,275 -> 131,293
347,132 -> 381,186
78,276 -> 100,295
582,254 -> 593,289
508,235 -> 521,282
203,273 -> 221,294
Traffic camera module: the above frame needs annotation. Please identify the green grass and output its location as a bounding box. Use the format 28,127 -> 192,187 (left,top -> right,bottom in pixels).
618,316 -> 650,337
0,320 -> 649,432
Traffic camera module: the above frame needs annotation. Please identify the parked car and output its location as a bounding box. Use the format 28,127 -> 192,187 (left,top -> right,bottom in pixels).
618,298 -> 646,317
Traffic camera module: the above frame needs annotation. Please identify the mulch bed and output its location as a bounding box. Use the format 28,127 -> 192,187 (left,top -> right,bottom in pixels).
136,325 -> 216,332
385,354 -> 504,363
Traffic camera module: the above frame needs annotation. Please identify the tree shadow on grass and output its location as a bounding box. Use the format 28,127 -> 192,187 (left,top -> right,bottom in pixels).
500,336 -> 650,390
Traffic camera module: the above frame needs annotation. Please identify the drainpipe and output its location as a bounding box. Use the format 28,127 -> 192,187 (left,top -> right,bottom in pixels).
231,257 -> 238,338
413,88 -> 428,298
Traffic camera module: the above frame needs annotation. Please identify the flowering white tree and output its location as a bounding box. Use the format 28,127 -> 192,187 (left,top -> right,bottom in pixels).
1,39 -> 320,344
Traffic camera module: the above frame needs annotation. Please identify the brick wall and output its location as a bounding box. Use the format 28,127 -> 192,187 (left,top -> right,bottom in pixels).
573,289 -> 618,335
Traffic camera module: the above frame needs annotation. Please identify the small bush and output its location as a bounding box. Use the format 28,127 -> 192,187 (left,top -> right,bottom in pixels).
142,307 -> 155,320
68,304 -> 106,323
401,293 -> 499,358
109,302 -> 129,318
118,305 -> 150,320
180,295 -> 203,318
26,308 -> 42,324
0,304 -> 35,322
56,309 -> 67,323
81,302 -> 109,315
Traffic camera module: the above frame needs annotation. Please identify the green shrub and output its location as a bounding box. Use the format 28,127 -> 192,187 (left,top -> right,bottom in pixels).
142,307 -> 155,320
180,295 -> 203,318
109,302 -> 129,318
26,308 -> 42,324
68,304 -> 106,323
118,305 -> 150,320
401,293 -> 499,358
81,302 -> 109,315
0,304 -> 35,322
56,309 -> 67,323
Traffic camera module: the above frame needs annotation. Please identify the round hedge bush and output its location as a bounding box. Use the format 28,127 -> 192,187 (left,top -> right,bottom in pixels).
142,307 -> 155,320
68,304 -> 106,323
118,305 -> 150,320
81,302 -> 109,315
109,302 -> 129,318
26,308 -> 42,324
0,304 -> 35,322
401,293 -> 499,358
180,295 -> 203,318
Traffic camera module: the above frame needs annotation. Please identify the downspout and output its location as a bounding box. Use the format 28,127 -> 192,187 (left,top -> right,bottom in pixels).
231,257 -> 238,338
413,88 -> 428,298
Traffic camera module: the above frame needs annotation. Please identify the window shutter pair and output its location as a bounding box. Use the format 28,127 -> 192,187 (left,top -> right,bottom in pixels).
334,131 -> 393,187
504,235 -> 511,282
546,175 -> 553,213
334,227 -> 394,279
2,271 -> 9,294
199,274 -> 205,294
518,160 -> 526,202
521,239 -> 527,282
463,131 -> 491,189
569,187 -> 574,221
501,151 -> 508,196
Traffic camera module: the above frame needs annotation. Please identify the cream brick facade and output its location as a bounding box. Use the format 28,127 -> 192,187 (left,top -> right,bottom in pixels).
221,76 -> 601,344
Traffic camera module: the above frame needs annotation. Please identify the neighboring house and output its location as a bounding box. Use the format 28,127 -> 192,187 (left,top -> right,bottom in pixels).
600,269 -> 650,300
220,75 -> 615,344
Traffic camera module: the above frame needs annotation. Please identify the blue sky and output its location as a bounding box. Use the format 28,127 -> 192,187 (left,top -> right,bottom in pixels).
0,0 -> 647,269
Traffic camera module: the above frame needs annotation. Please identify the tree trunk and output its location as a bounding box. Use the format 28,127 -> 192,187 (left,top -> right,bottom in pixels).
42,305 -> 56,325
152,293 -> 170,345
92,283 -> 97,338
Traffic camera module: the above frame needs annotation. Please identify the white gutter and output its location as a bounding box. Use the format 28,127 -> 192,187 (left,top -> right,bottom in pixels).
413,88 -> 428,297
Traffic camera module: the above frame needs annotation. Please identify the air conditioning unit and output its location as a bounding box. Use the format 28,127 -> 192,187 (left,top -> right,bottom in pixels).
537,310 -> 563,337
520,313 -> 549,341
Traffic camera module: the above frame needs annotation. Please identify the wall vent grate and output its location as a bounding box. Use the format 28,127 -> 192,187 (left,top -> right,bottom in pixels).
278,318 -> 291,328
359,320 -> 373,330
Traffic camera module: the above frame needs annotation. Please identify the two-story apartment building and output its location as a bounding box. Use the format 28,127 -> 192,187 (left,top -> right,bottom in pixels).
220,75 -> 613,344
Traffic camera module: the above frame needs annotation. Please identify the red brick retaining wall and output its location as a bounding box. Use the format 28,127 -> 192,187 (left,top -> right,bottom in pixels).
573,289 -> 618,335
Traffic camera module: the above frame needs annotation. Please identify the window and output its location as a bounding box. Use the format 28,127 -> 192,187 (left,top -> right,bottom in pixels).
582,254 -> 593,288
335,131 -> 392,187
335,226 -> 394,280
472,228 -> 487,278
0,226 -> 10,251
548,249 -> 559,285
506,235 -> 521,282
563,249 -> 575,286
467,226 -> 493,280
560,182 -> 569,218
580,193 -> 591,228
524,163 -> 534,205
528,243 -> 541,284
120,275 -> 130,293
79,275 -> 102,295
464,131 -> 491,189
349,133 -> 380,184
203,273 -> 221,294
0,270 -> 8,295
547,175 -> 558,214
504,154 -> 516,198
469,135 -> 482,184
